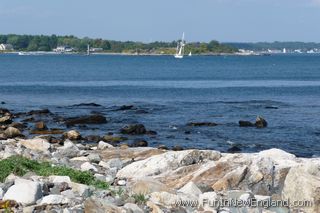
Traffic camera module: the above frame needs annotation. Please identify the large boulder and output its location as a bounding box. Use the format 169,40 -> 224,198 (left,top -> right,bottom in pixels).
117,150 -> 221,179
212,166 -> 248,191
65,115 -> 107,126
282,163 -> 320,213
4,127 -> 23,138
3,179 -> 42,206
19,138 -> 51,152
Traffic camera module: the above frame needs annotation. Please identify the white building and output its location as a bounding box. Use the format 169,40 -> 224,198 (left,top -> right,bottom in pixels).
53,46 -> 74,53
0,44 -> 13,51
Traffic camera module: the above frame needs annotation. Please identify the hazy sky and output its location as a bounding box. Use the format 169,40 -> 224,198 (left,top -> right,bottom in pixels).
1,0 -> 320,42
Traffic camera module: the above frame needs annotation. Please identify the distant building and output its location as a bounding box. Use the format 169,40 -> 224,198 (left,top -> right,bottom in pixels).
0,44 -> 14,51
53,46 -> 74,53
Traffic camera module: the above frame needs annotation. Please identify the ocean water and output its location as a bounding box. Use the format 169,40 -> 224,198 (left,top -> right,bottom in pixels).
0,54 -> 320,157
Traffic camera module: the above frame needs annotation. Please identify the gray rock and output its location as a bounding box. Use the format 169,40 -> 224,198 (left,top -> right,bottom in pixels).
3,179 -> 42,206
81,162 -> 98,172
38,194 -> 70,205
124,203 -> 144,213
87,153 -> 101,163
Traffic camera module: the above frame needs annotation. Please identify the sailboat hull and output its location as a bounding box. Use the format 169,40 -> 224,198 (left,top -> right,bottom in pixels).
174,55 -> 184,59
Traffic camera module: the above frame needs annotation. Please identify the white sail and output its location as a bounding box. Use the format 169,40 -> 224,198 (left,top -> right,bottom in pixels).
87,44 -> 90,55
174,33 -> 185,59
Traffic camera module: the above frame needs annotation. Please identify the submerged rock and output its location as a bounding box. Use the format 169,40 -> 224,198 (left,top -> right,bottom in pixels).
34,121 -> 47,130
65,114 -> 107,126
131,139 -> 148,147
120,124 -> 146,135
27,109 -> 51,116
72,103 -> 102,107
116,105 -> 134,111
103,135 -> 127,143
187,122 -> 218,127
227,145 -> 242,153
30,129 -> 64,135
239,120 -> 255,127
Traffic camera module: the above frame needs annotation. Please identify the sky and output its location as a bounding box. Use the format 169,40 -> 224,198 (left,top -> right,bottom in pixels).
1,0 -> 320,42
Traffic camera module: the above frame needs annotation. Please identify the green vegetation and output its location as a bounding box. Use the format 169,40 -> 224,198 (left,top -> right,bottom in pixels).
0,156 -> 109,189
132,193 -> 148,205
0,34 -> 237,54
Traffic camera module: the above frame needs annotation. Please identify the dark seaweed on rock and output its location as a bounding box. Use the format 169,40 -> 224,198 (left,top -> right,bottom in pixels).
71,103 -> 102,107
187,122 -> 218,127
65,115 -> 107,126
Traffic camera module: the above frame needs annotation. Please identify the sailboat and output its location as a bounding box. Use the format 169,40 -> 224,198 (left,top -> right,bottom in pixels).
87,44 -> 90,56
174,33 -> 185,59
188,52 -> 192,57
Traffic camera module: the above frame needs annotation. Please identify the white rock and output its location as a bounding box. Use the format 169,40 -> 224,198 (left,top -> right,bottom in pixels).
39,195 -> 70,205
117,180 -> 127,186
178,181 -> 202,197
81,162 -> 98,172
124,203 -> 144,213
117,150 -> 221,178
98,141 -> 114,149
3,179 -> 42,206
70,156 -> 89,161
19,138 -> 51,152
48,176 -> 71,183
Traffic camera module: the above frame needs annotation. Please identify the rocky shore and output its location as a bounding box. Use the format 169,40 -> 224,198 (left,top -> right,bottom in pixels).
0,106 -> 319,212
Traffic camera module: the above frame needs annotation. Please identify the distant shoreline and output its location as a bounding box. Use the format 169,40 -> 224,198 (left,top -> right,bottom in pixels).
0,51 -> 272,56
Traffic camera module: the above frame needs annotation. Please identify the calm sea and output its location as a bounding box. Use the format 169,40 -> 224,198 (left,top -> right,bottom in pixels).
0,54 -> 319,157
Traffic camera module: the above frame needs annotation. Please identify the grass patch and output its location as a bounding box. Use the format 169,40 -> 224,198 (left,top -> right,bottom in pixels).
132,193 -> 148,205
0,156 -> 109,189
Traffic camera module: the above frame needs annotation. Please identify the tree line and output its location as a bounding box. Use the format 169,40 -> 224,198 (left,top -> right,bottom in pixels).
0,34 -> 237,54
